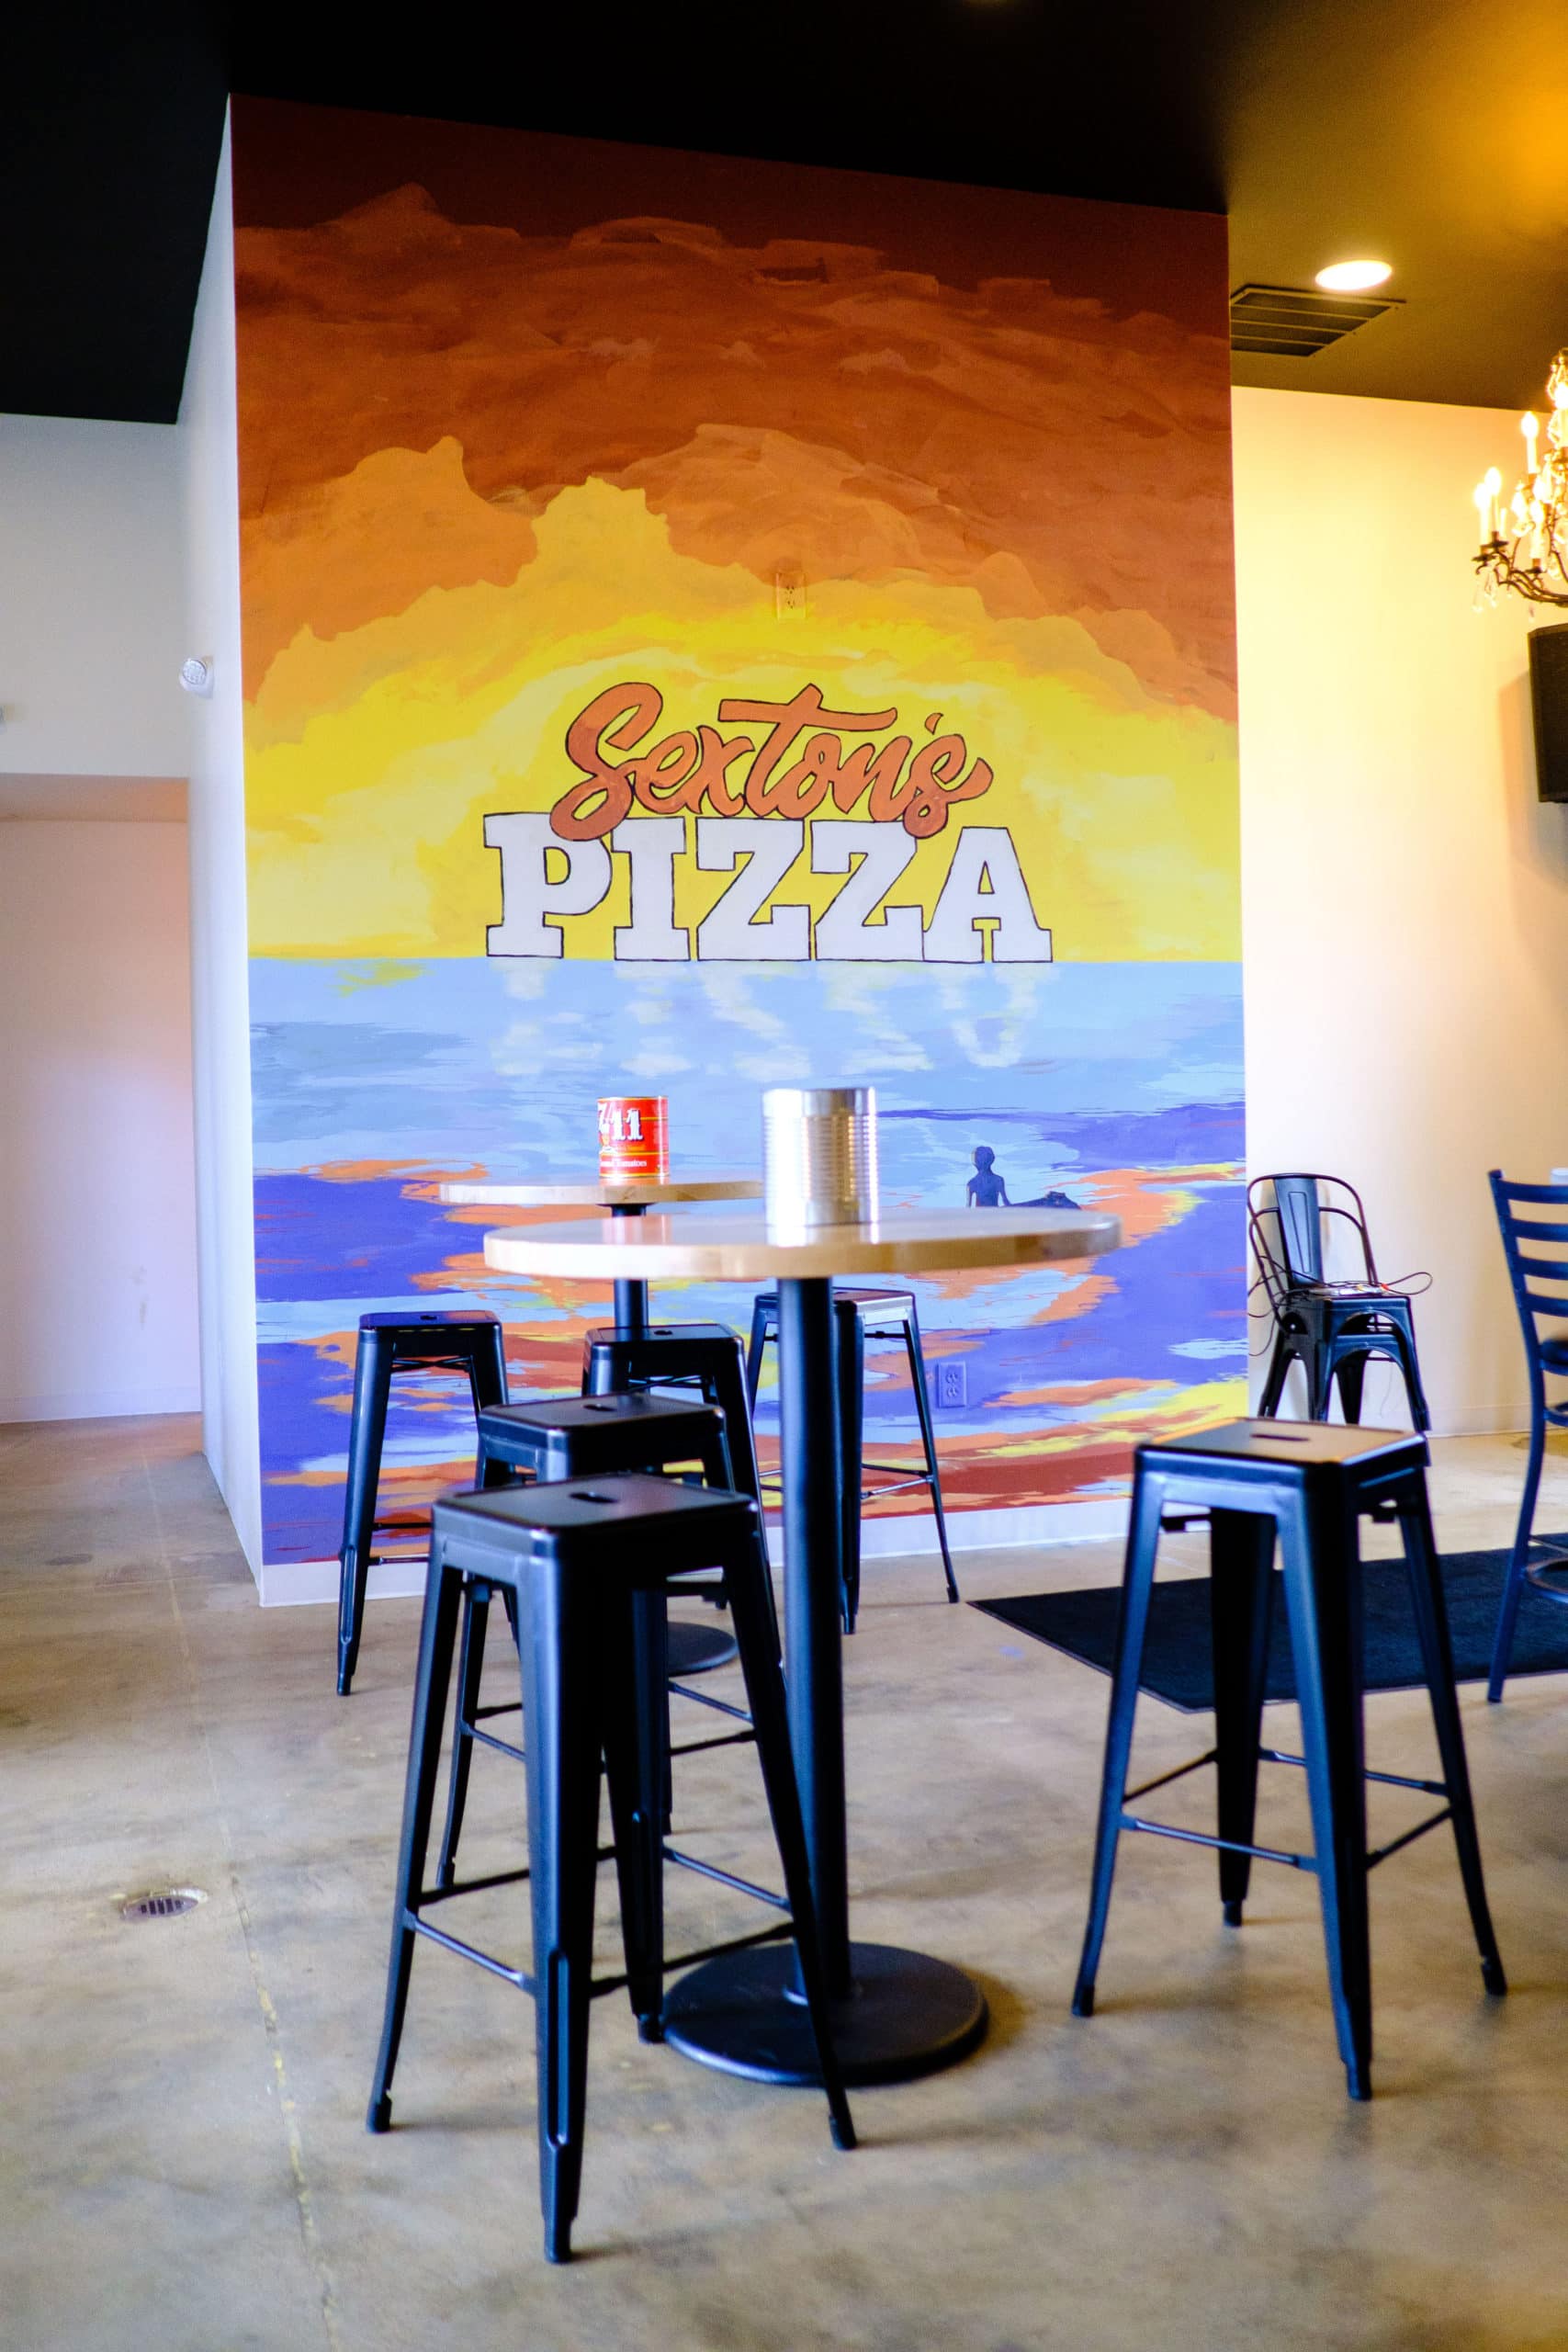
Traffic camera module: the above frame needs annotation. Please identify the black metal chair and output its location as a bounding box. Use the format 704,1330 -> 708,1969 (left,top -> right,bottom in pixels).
1248,1172 -> 1431,1430
336,1309 -> 508,1695
1486,1170 -> 1568,1701
583,1322 -> 761,1502
746,1286 -> 959,1632
435,1391 -> 768,1888
1071,1419 -> 1505,2101
366,1472 -> 855,2262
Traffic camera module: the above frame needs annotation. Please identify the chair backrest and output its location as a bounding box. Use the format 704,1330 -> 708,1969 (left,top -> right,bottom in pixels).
1272,1174 -> 1324,1285
1247,1171 -> 1379,1317
1489,1170 -> 1568,1382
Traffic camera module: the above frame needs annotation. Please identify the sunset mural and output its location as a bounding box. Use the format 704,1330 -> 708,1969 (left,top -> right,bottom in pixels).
231,99 -> 1242,1567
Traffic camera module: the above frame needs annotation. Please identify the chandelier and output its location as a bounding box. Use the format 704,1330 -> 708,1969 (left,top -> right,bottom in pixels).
1472,350 -> 1568,606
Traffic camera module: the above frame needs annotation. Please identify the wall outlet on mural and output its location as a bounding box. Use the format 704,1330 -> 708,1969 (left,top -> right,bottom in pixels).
934,1360 -> 967,1409
774,566 -> 807,621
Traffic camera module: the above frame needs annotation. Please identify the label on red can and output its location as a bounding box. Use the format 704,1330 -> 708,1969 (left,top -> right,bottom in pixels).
597,1095 -> 669,1182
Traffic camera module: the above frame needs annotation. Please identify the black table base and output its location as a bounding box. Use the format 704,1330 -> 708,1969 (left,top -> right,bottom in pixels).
663,1941 -> 987,2086
664,1274 -> 988,2087
666,1616 -> 738,1674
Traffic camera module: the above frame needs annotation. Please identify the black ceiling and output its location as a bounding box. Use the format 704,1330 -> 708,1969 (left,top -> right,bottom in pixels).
8,0 -> 1565,425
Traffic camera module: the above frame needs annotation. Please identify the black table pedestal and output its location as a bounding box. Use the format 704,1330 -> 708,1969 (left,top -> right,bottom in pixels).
666,1617 -> 739,1675
663,1940 -> 986,2086
663,1273 -> 988,2086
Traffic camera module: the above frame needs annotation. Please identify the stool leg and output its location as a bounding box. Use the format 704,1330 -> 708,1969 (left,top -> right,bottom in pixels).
1382,1302 -> 1431,1431
367,1543 -> 464,2131
435,1580 -> 491,1890
1209,1509 -> 1276,1925
1334,1350 -> 1368,1425
1259,1336 -> 1297,1401
517,1560 -> 603,2264
745,1299 -> 772,1408
338,1329 -> 394,1695
705,1340 -> 763,1509
836,1299 -> 864,1635
901,1299 -> 960,1604
468,1329 -> 512,1487
604,1586 -> 668,2042
467,1323 -> 510,1412
476,1431 -> 517,1491
1397,1480 -> 1506,1996
1258,1331 -> 1292,1418
720,1533 -> 856,2153
1279,1486 -> 1372,2099
1489,1410 -> 1546,1702
1073,1464 -> 1166,2018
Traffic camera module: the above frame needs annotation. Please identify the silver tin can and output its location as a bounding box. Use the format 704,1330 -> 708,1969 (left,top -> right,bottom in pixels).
761,1085 -> 879,1229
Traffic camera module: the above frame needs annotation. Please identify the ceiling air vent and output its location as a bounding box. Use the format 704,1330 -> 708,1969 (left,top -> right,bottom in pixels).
1229,283 -> 1403,358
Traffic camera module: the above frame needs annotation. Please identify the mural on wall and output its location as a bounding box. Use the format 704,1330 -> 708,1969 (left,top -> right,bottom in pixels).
232,99 -> 1244,1567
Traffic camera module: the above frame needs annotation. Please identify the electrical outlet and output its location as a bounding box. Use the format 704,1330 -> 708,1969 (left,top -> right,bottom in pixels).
936,1360 -> 966,1409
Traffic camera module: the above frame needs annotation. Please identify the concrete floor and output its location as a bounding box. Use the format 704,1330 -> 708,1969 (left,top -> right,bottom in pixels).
6,1417 -> 1568,2351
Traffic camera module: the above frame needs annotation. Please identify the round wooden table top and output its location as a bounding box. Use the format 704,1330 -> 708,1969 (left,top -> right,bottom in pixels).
481,1204 -> 1122,1283
439,1173 -> 763,1209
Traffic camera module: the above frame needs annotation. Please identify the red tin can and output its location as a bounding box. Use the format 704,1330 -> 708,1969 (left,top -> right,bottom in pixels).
597,1095 -> 669,1182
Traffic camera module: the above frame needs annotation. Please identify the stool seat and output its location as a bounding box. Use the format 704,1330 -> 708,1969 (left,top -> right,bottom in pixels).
366,1472 -> 854,2261
477,1390 -> 725,1476
753,1286 -> 917,1318
442,1466 -> 751,1554
1071,1417 -> 1505,2101
357,1307 -> 499,1338
1151,1419 -> 1426,1478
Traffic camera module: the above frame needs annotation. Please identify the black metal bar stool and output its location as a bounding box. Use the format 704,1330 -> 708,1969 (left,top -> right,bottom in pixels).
583,1321 -> 761,1673
337,1309 -> 508,1695
366,1472 -> 855,2263
746,1286 -> 959,1632
436,1391 -> 769,1888
1071,1419 -> 1505,2101
583,1321 -> 761,1503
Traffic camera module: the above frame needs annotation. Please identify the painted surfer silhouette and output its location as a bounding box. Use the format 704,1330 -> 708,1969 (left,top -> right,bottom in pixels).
965,1143 -> 1078,1211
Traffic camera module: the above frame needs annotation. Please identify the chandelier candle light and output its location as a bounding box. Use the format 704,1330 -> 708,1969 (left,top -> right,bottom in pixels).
1473,351 -> 1568,606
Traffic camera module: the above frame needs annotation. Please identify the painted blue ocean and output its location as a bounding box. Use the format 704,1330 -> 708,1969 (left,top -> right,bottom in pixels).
250,957 -> 1245,1562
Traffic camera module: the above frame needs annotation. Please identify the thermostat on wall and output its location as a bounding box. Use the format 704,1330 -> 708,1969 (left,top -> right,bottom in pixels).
179,656 -> 214,696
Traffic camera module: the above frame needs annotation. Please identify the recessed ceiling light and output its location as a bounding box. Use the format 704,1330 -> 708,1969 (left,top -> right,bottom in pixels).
1314,260 -> 1393,293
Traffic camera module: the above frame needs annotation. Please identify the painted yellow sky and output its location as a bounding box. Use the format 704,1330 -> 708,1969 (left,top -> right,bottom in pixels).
245,478 -> 1238,962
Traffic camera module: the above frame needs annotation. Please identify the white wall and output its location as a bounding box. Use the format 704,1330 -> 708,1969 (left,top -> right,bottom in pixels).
0,414 -> 186,785
179,113 -> 261,1574
0,821 -> 200,1419
0,301 -> 200,1426
1235,387 -> 1566,1433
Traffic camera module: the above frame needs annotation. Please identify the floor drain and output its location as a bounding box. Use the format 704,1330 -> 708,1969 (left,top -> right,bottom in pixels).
120,1887 -> 207,1923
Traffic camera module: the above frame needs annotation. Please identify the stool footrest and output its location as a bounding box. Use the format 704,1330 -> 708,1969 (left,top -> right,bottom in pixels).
668,1682 -> 751,1723
1124,1747 -> 1218,1803
418,1864 -> 533,1904
1122,1815 -> 1315,1871
409,1913 -> 535,1990
1260,1746 -> 1449,1799
662,1844 -> 790,1911
462,1724 -> 525,1764
671,1730 -> 757,1760
1366,1808 -> 1452,1870
592,1921 -> 795,2002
